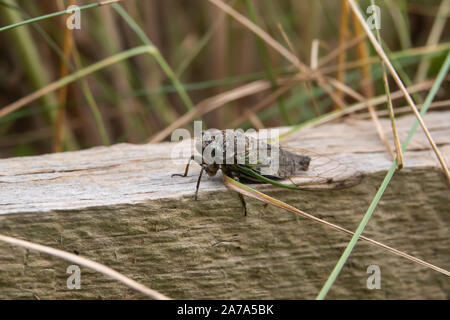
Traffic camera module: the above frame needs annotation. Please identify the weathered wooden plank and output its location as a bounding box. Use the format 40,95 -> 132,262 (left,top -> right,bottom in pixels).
0,111 -> 449,299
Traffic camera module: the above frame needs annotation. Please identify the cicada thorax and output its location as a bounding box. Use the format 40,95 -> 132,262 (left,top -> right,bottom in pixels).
196,130 -> 249,166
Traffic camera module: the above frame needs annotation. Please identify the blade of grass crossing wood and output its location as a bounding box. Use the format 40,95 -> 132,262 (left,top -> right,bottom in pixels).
222,174 -> 449,276
316,51 -> 450,300
235,164 -> 301,190
0,234 -> 169,300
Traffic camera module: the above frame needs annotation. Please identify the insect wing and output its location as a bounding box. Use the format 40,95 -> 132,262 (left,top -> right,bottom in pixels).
281,146 -> 363,189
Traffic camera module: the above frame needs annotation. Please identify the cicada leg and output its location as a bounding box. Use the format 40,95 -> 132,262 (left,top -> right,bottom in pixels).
171,155 -> 195,178
237,192 -> 247,216
194,166 -> 205,201
226,169 -> 247,216
172,155 -> 208,201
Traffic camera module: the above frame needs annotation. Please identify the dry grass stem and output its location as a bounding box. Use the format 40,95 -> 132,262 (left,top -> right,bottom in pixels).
0,234 -> 170,300
348,0 -> 450,180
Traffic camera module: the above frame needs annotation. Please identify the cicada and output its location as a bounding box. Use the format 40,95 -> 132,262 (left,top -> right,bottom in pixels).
172,130 -> 316,214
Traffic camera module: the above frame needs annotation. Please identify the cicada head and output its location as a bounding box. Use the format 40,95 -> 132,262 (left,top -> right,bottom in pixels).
204,163 -> 220,176
298,155 -> 311,171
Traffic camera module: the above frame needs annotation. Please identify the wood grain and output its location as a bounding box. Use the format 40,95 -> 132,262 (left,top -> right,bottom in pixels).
0,111 -> 449,299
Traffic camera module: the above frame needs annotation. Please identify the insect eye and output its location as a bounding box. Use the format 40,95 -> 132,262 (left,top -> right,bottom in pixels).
299,156 -> 311,167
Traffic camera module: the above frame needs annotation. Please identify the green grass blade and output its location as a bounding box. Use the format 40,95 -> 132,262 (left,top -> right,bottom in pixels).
235,164 -> 301,190
0,2 -> 101,32
0,46 -> 156,119
72,50 -> 111,146
112,3 -> 195,113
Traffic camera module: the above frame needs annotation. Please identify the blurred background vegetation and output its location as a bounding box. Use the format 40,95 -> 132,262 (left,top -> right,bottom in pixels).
0,0 -> 448,157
